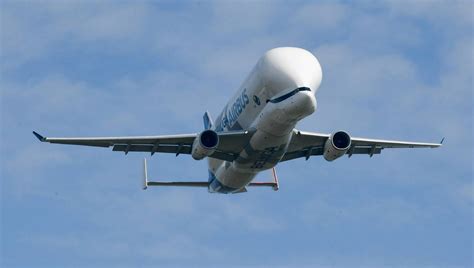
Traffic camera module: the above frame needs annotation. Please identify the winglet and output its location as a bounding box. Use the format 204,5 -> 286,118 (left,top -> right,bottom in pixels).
32,131 -> 46,142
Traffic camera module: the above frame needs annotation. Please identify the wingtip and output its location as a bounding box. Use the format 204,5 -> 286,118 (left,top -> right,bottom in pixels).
32,131 -> 46,142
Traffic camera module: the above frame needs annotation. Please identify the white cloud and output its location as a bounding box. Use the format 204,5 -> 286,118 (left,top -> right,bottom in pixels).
210,1 -> 276,35
386,0 -> 473,30
5,144 -> 71,173
2,143 -> 72,199
1,2 -> 152,70
290,2 -> 349,33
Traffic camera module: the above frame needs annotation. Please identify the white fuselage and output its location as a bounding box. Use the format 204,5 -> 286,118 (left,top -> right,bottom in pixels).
208,47 -> 322,193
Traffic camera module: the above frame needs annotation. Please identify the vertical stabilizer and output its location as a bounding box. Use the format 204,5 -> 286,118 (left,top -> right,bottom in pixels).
143,158 -> 148,190
203,111 -> 214,130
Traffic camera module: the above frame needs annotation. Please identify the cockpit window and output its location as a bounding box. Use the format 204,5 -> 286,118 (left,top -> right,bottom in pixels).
267,87 -> 311,103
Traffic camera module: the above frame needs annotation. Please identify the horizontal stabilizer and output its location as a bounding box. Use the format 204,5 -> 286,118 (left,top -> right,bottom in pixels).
147,181 -> 209,187
142,162 -> 280,192
142,158 -> 209,189
248,182 -> 279,191
248,182 -> 278,187
248,167 -> 279,191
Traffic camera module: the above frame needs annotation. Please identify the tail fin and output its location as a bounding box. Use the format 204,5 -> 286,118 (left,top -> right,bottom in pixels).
203,111 -> 214,130
143,158 -> 148,190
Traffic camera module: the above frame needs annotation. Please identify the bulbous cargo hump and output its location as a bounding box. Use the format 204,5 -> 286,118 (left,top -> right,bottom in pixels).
258,47 -> 323,95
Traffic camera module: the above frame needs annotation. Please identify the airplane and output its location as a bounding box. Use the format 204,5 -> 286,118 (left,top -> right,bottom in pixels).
33,47 -> 442,194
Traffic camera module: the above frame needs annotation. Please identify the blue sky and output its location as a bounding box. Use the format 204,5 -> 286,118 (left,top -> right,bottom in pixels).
1,1 -> 472,267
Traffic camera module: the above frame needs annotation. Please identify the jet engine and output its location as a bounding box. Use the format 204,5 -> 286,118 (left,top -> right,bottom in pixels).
191,130 -> 219,160
323,131 -> 351,161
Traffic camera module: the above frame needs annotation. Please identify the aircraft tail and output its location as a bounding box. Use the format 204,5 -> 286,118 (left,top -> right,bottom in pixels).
203,111 -> 214,130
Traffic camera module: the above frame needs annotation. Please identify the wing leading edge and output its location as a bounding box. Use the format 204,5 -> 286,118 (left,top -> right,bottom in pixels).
281,130 -> 442,162
33,129 -> 441,162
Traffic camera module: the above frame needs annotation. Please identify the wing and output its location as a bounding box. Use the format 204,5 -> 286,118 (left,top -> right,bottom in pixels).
32,130 -> 251,162
281,130 -> 442,162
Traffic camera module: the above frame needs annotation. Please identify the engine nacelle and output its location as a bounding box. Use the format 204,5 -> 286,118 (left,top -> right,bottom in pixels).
323,131 -> 351,161
191,130 -> 219,160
